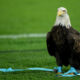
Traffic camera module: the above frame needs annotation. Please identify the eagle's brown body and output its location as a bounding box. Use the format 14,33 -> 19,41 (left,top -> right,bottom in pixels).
46,25 -> 80,69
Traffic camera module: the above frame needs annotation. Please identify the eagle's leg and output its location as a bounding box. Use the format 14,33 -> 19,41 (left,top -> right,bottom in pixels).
54,66 -> 62,74
57,66 -> 62,73
63,55 -> 79,75
55,53 -> 62,74
63,67 -> 78,75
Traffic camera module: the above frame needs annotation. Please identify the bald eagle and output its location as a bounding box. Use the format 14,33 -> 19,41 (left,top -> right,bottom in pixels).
46,7 -> 80,74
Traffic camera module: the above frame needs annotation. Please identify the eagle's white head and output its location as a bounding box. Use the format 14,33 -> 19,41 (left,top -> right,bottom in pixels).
54,7 -> 71,29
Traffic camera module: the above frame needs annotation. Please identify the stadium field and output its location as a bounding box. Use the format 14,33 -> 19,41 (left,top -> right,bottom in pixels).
0,0 -> 80,80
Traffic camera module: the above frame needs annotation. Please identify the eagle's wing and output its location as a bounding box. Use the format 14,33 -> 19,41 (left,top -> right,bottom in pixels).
67,27 -> 80,53
46,32 -> 56,56
72,34 -> 80,53
67,27 -> 80,69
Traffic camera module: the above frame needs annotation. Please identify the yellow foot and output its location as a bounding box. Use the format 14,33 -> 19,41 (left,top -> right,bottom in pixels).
56,72 -> 62,74
67,73 -> 75,75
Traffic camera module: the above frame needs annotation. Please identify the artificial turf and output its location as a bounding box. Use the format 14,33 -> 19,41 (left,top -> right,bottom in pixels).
0,0 -> 80,80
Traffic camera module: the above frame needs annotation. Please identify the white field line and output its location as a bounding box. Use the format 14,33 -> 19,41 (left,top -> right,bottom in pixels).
0,33 -> 46,39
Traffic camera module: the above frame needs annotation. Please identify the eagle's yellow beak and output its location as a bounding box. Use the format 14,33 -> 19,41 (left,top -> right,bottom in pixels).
58,10 -> 64,16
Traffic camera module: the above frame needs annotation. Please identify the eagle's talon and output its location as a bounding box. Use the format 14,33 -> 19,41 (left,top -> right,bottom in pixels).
56,72 -> 62,74
64,67 -> 78,75
53,66 -> 62,73
68,73 -> 75,75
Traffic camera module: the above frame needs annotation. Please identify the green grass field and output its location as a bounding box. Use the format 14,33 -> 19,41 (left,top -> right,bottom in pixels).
0,0 -> 80,80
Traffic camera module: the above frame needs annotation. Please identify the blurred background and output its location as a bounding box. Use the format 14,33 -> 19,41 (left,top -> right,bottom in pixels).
0,0 -> 80,80
0,0 -> 80,35
0,0 -> 80,51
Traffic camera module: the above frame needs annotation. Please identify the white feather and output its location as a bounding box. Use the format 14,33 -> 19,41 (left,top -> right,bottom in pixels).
54,7 -> 71,29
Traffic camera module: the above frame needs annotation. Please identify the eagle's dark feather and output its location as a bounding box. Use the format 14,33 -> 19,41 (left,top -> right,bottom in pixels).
46,25 -> 80,69
67,27 -> 80,69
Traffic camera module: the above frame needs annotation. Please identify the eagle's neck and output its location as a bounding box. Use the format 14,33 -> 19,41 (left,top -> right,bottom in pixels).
54,14 -> 71,29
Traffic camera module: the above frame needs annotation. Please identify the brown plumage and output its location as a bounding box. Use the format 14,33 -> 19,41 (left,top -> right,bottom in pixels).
46,25 -> 80,69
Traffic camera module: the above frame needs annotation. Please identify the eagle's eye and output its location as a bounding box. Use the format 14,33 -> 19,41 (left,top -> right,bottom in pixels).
63,10 -> 66,12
